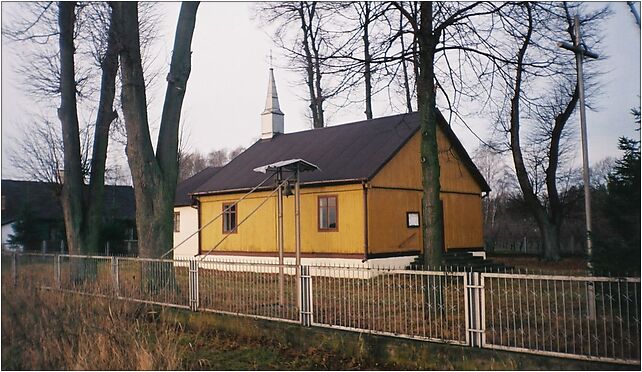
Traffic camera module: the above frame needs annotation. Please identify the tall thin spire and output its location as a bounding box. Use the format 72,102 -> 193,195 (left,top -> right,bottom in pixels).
262,68 -> 283,115
261,66 -> 284,139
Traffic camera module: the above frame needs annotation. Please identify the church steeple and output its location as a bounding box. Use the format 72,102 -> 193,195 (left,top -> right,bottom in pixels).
261,67 -> 284,139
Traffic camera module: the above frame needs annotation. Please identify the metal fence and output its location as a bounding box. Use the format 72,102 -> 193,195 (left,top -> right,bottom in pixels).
310,266 -> 468,345
482,272 -> 640,363
2,252 -> 639,365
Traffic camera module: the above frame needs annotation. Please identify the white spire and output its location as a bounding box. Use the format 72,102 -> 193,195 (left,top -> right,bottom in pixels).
261,67 -> 284,139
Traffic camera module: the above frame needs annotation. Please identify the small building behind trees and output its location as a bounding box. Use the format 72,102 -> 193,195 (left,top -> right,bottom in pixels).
1,179 -> 136,254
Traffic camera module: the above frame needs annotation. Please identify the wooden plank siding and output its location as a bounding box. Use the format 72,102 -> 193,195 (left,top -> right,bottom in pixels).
199,184 -> 365,255
370,127 -> 484,251
366,187 -> 423,255
197,121 -> 485,257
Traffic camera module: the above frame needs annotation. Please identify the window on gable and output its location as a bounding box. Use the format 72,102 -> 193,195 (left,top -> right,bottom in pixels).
318,195 -> 338,231
223,203 -> 237,233
173,212 -> 180,233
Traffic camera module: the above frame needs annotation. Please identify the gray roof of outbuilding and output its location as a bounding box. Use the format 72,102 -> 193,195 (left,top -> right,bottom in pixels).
174,167 -> 222,206
192,112 -> 490,195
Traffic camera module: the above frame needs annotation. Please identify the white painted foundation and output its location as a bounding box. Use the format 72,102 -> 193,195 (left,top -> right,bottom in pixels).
172,254 -> 419,278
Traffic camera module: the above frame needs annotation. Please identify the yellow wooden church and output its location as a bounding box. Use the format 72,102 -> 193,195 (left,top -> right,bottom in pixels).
184,69 -> 490,267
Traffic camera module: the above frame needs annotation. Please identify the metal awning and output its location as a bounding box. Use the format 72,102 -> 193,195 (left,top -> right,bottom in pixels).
253,159 -> 320,174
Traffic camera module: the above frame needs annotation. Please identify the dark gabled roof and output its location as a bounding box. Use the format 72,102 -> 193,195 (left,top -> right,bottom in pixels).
193,111 -> 490,195
174,167 -> 222,207
1,180 -> 135,225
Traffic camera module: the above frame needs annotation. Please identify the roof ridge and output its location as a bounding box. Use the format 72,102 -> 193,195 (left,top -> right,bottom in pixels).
259,112 -> 417,141
191,110 -> 490,195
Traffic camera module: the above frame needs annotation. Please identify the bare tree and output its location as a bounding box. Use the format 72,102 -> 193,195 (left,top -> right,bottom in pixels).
255,2 -> 367,128
488,2 -> 610,261
56,1 -> 121,255
112,2 -> 200,258
177,146 -> 245,182
473,145 -> 517,241
4,2 -> 159,256
256,2 -> 518,266
392,2 -> 518,267
8,118 -> 88,186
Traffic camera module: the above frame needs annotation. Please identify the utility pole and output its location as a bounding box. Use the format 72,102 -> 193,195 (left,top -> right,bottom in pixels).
276,169 -> 284,306
558,15 -> 598,271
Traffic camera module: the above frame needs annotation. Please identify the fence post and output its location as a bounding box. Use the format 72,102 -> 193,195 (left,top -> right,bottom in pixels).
11,253 -> 17,287
55,255 -> 61,289
188,259 -> 199,311
299,265 -> 313,326
111,257 -> 119,297
466,271 -> 484,347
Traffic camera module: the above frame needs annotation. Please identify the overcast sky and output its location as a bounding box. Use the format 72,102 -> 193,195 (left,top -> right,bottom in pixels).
1,2 -> 640,181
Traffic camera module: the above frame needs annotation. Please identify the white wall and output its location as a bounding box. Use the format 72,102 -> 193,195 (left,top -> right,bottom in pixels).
2,223 -> 15,244
173,206 -> 199,258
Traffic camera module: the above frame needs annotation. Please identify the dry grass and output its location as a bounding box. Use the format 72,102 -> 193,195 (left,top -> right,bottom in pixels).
2,276 -> 636,370
1,284 -> 185,370
4,256 -> 638,369
0,280 -> 395,370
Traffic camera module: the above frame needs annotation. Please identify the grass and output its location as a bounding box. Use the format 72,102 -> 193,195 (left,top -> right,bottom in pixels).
0,284 -> 397,370
4,256 -> 639,368
1,285 -> 183,370
2,279 -> 638,370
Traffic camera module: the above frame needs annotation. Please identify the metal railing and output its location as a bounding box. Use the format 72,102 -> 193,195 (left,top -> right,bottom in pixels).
482,272 -> 640,364
310,265 -> 468,345
2,252 -> 639,365
197,260 -> 300,322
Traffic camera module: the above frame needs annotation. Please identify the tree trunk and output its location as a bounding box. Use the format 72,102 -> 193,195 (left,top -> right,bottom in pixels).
508,4 -> 579,262
416,2 -> 444,268
399,11 -> 413,113
298,2 -> 324,128
114,2 -> 199,258
540,219 -> 562,261
363,2 -> 373,120
58,1 -> 84,256
84,10 -> 120,255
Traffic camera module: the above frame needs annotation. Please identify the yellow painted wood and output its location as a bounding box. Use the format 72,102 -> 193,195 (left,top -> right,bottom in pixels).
371,129 -> 482,194
199,184 -> 365,255
442,193 -> 484,249
367,187 -> 423,254
369,127 -> 485,251
198,124 -> 486,256
367,187 -> 484,251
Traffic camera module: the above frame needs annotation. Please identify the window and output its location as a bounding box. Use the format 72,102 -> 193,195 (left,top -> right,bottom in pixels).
223,203 -> 237,233
318,195 -> 338,231
407,212 -> 420,228
173,212 -> 180,232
